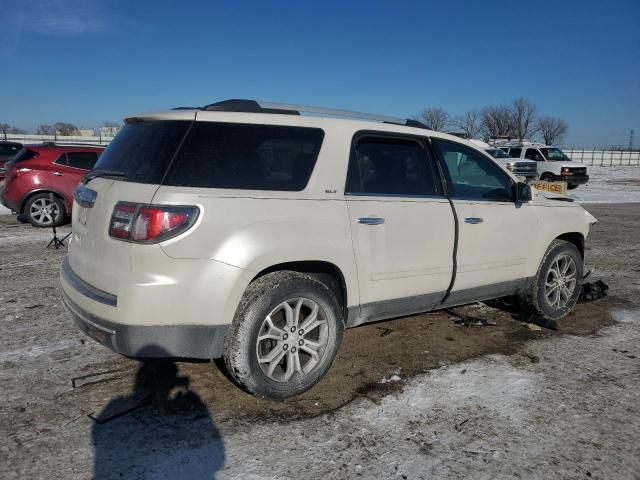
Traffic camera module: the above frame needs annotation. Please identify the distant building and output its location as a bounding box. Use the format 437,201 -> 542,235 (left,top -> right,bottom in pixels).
99,125 -> 120,137
77,128 -> 95,136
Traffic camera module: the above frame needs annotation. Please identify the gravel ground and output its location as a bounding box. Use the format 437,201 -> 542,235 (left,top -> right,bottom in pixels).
0,203 -> 639,479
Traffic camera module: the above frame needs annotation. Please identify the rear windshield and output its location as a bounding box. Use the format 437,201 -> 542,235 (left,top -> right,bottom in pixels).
11,148 -> 38,163
94,121 -> 324,191
93,121 -> 190,184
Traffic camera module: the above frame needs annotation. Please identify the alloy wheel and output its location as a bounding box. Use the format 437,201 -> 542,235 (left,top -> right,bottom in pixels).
255,297 -> 329,382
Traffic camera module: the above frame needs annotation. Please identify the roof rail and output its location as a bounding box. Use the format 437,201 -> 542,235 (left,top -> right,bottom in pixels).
199,99 -> 429,129
39,141 -> 107,148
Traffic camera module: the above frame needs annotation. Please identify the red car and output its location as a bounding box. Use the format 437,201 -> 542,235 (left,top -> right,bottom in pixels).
1,143 -> 104,227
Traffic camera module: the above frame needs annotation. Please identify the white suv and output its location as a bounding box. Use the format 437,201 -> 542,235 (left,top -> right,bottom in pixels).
61,100 -> 597,399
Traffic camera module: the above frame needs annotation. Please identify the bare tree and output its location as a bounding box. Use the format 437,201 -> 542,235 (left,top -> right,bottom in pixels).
480,105 -> 512,139
8,127 -> 27,134
416,107 -> 450,131
37,124 -> 54,135
537,116 -> 568,145
452,110 -> 483,139
0,123 -> 12,134
509,97 -> 537,141
54,122 -> 79,136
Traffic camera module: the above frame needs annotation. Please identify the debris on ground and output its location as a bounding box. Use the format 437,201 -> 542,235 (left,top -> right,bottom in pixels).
527,323 -> 543,331
376,327 -> 393,337
580,280 -> 609,302
447,309 -> 497,327
71,369 -> 122,389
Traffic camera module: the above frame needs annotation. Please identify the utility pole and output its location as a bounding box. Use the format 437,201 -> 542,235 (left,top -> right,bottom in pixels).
630,129 -> 634,150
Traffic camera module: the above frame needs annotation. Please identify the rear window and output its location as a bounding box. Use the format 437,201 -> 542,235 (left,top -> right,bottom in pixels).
11,148 -> 38,163
93,121 -> 191,184
164,123 -> 324,191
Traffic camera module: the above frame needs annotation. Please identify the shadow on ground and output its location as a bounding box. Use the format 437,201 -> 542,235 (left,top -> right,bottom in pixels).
91,346 -> 225,479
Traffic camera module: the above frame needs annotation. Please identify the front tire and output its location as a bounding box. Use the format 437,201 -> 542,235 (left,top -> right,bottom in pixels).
24,193 -> 65,227
519,240 -> 583,321
223,271 -> 344,400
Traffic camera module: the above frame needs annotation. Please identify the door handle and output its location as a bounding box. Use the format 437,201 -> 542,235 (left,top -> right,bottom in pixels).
464,217 -> 484,224
53,172 -> 63,176
358,217 -> 385,225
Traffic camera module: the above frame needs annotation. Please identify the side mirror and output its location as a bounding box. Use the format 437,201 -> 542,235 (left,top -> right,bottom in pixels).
515,182 -> 532,202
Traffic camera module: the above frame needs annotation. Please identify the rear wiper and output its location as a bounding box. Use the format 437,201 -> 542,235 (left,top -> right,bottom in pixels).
81,169 -> 126,184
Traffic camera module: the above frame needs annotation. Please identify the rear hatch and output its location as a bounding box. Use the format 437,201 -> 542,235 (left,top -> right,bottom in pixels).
68,114 -> 195,294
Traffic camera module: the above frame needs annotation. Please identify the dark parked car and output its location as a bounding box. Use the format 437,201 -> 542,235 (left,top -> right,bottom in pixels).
0,143 -> 104,226
0,141 -> 23,180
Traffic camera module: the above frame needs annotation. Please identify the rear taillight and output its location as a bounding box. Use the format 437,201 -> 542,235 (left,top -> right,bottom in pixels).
7,167 -> 31,180
109,202 -> 199,243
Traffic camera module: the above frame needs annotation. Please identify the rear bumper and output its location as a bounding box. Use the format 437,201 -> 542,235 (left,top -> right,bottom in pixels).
0,190 -> 19,213
60,257 -> 229,359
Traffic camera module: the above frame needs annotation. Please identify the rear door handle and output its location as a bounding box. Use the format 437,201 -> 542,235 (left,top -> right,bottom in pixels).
358,217 -> 385,226
53,172 -> 63,176
464,217 -> 484,224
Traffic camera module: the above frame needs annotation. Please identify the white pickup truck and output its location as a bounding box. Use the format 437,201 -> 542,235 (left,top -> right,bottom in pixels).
469,140 -> 538,180
499,143 -> 589,190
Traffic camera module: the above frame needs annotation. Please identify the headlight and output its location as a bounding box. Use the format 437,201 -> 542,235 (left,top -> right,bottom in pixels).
561,167 -> 574,176
506,162 -> 514,170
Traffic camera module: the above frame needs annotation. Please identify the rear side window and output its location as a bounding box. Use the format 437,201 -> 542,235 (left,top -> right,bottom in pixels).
94,121 -> 191,184
345,135 -> 440,196
67,152 -> 99,170
164,123 -> 324,191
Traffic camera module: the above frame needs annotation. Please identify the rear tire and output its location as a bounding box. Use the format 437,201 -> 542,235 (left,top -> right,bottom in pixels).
24,193 -> 65,227
519,240 -> 583,321
223,271 -> 344,400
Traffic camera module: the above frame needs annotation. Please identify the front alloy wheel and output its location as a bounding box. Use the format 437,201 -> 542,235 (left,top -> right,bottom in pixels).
544,254 -> 577,309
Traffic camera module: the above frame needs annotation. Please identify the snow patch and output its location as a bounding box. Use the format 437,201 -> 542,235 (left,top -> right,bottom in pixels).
610,308 -> 640,324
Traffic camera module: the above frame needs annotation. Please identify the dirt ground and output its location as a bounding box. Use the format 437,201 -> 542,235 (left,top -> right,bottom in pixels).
0,203 -> 638,478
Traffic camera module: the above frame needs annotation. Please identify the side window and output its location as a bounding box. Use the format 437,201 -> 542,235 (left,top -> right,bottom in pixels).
433,139 -> 514,202
509,147 -> 522,158
345,135 -> 440,196
66,152 -> 98,170
54,153 -> 68,166
165,123 -> 324,191
525,148 -> 543,161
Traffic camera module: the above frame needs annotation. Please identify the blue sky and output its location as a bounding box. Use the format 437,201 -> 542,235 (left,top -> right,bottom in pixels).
1,0 -> 638,147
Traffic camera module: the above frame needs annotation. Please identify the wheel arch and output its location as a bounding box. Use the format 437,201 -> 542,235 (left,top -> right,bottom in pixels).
555,232 -> 585,258
20,188 -> 70,215
252,261 -> 348,322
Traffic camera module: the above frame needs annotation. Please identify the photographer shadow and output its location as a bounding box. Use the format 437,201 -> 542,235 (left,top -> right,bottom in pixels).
92,346 -> 225,479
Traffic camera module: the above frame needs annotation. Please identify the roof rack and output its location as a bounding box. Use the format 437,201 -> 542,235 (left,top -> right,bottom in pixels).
197,99 -> 430,130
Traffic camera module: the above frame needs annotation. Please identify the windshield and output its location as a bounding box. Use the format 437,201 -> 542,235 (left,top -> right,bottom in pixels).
540,147 -> 570,161
485,148 -> 511,159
